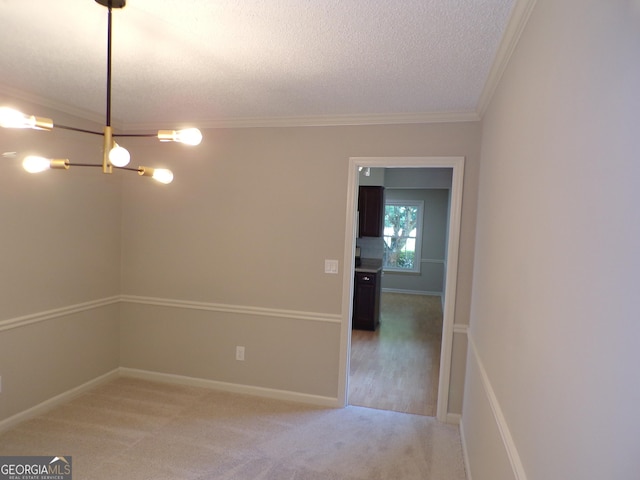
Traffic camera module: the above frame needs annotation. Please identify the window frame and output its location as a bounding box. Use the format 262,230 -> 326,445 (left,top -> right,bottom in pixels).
382,199 -> 424,273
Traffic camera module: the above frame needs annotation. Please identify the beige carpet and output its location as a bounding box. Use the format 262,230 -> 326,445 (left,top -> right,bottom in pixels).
0,377 -> 466,479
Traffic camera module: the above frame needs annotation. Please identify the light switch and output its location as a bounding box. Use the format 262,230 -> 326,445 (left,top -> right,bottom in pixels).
236,346 -> 245,361
325,259 -> 339,274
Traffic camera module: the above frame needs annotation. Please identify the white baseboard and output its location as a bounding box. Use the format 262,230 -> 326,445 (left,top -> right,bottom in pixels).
119,367 -> 341,408
468,335 -> 527,480
0,367 -> 340,435
446,412 -> 462,425
460,421 -> 473,480
381,288 -> 443,296
0,368 -> 120,434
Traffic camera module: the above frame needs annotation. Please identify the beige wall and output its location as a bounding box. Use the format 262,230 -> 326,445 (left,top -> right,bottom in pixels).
0,102 -> 121,421
119,122 -> 481,407
0,107 -> 480,419
463,0 -> 640,478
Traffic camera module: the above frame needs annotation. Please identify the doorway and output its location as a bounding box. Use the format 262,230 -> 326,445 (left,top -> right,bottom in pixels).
338,157 -> 465,422
350,291 -> 444,416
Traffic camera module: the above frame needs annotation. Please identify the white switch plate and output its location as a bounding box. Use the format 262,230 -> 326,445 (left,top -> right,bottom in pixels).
324,259 -> 339,274
236,346 -> 245,361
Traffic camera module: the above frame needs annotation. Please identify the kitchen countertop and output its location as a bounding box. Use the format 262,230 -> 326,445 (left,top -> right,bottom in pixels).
355,258 -> 383,273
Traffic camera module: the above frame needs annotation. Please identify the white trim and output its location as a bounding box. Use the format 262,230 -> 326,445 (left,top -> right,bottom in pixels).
383,198 -> 424,274
131,111 -> 481,130
0,85 -> 106,126
119,368 -> 340,408
0,367 -> 339,435
438,157 -> 465,422
340,156 -> 465,424
0,85 -> 480,129
476,0 -> 538,116
0,297 -> 120,332
453,324 -> 469,335
420,258 -> 446,264
381,288 -> 442,297
460,421 -> 473,480
446,413 -> 462,425
120,295 -> 341,324
468,335 -> 528,480
0,369 -> 119,434
0,296 -> 341,333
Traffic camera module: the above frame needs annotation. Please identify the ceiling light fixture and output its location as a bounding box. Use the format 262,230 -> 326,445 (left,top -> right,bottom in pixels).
0,0 -> 202,184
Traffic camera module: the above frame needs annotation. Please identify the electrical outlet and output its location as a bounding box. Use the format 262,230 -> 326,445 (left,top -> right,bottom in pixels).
236,346 -> 245,361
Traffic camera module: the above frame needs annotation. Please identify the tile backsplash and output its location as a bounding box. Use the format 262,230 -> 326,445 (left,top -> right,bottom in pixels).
356,236 -> 384,259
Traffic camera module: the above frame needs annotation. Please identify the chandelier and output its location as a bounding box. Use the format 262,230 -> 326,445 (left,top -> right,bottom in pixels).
0,0 -> 202,184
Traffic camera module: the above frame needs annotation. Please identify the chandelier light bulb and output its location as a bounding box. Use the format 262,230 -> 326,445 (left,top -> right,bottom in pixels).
0,107 -> 26,128
157,128 -> 202,146
22,156 -> 69,173
23,156 -> 51,173
138,166 -> 174,184
0,107 -> 35,128
176,128 -> 202,146
0,107 -> 53,130
108,143 -> 131,167
152,168 -> 174,184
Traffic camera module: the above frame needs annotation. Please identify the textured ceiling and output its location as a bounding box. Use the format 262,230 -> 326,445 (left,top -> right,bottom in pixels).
0,0 -> 515,129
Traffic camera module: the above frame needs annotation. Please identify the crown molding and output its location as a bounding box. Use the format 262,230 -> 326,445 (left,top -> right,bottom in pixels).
127,111 -> 481,131
0,85 -> 107,126
0,83 -> 480,131
476,0 -> 538,117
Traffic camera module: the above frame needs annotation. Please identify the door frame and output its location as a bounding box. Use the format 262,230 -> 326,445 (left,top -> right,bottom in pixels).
338,156 -> 465,422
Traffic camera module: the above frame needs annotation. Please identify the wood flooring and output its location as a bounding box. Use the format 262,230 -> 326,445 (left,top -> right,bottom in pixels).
349,292 -> 443,417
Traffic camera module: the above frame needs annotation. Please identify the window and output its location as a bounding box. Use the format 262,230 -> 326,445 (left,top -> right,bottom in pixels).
383,200 -> 423,272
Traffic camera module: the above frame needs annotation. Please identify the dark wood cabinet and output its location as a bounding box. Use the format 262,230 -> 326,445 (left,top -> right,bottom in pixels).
352,271 -> 381,330
358,186 -> 384,237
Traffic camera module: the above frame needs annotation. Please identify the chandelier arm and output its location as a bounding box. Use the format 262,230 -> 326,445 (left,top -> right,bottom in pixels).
70,163 -> 103,168
55,124 -> 103,136
112,133 -> 158,138
64,162 -> 141,174
65,163 -> 143,175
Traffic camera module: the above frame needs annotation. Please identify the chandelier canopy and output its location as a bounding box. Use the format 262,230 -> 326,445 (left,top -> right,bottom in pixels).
0,0 -> 202,184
